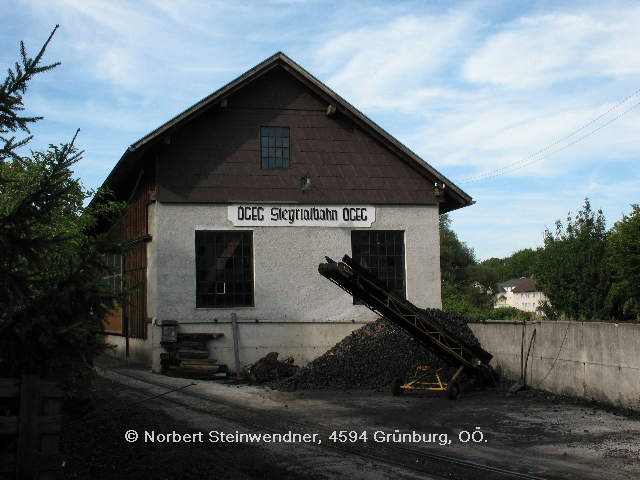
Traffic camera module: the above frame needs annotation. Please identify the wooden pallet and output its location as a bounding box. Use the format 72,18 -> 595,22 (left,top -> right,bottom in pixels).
0,375 -> 63,480
161,333 -> 228,380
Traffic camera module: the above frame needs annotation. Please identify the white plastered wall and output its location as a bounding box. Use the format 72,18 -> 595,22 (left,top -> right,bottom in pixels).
143,202 -> 441,372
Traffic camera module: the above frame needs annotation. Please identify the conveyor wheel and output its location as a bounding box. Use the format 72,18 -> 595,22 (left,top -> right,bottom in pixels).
446,379 -> 460,400
391,377 -> 404,396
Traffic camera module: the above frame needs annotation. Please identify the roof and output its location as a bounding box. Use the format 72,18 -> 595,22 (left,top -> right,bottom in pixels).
511,278 -> 539,293
101,52 -> 473,213
496,278 -> 530,292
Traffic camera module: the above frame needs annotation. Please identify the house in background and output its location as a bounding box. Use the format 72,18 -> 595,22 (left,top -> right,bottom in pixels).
512,278 -> 547,315
495,278 -> 547,316
494,278 -> 526,308
95,52 -> 473,373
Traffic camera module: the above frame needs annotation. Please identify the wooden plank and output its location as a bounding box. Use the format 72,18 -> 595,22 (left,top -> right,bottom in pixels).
0,376 -> 62,478
174,340 -> 211,349
41,396 -> 61,415
0,452 -> 16,473
16,374 -> 39,480
0,414 -> 60,435
175,350 -> 210,359
35,451 -> 60,470
177,333 -> 223,341
0,377 -> 20,397
39,432 -> 60,458
0,378 -> 20,387
179,359 -> 218,366
0,382 -> 64,400
38,414 -> 62,434
169,365 -> 220,372
166,369 -> 226,380
0,416 -> 18,435
38,384 -> 65,398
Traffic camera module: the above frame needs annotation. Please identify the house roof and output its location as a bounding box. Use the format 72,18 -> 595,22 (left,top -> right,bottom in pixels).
511,278 -> 539,293
101,52 -> 473,213
496,278 -> 530,292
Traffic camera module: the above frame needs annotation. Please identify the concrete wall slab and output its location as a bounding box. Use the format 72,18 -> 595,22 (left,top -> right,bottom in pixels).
470,321 -> 640,410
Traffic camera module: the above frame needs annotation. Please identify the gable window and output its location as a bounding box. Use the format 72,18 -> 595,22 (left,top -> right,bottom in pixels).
196,231 -> 254,308
351,231 -> 406,300
260,126 -> 290,169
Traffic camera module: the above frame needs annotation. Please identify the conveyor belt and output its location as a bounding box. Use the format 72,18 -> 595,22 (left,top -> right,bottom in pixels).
318,255 -> 492,374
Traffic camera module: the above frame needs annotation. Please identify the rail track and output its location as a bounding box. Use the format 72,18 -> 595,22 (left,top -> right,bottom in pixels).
102,368 -> 556,480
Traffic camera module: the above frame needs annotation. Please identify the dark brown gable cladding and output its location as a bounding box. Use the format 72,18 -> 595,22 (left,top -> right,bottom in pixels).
103,52 -> 473,213
157,67 -> 436,205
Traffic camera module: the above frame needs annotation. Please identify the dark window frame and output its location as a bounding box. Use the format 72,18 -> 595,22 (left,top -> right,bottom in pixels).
104,253 -> 123,294
351,230 -> 406,301
195,231 -> 254,308
103,253 -> 124,334
260,126 -> 290,169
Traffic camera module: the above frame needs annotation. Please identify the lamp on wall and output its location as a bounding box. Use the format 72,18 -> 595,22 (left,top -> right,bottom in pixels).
301,173 -> 316,192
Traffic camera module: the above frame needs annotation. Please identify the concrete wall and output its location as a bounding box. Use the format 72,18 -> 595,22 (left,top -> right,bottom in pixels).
140,202 -> 441,372
153,202 -> 441,322
104,329 -> 153,366
469,321 -> 640,410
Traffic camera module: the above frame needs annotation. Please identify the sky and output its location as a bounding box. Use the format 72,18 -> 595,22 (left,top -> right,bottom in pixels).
2,0 -> 639,261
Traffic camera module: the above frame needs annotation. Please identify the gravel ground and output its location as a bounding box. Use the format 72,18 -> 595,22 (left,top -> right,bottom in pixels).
59,377 -> 330,480
57,310 -> 487,480
59,366 -> 640,480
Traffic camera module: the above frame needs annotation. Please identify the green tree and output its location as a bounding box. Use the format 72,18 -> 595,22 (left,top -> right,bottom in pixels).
503,248 -> 537,280
439,214 -> 494,312
439,214 -> 476,285
0,28 -> 130,392
534,199 -> 610,320
607,204 -> 640,321
474,257 -> 505,287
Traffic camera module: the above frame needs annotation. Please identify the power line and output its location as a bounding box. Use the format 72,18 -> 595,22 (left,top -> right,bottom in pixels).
457,89 -> 640,184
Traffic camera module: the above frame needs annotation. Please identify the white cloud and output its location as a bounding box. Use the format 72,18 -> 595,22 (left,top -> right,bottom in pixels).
315,13 -> 474,111
464,13 -> 601,88
464,8 -> 640,89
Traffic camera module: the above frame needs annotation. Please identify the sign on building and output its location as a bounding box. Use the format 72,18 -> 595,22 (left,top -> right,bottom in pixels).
228,204 -> 376,228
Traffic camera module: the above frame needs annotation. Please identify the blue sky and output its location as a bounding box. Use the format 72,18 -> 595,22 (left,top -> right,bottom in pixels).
2,0 -> 639,260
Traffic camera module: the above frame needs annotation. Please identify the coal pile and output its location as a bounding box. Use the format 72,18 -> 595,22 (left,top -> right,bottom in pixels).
272,309 -> 487,391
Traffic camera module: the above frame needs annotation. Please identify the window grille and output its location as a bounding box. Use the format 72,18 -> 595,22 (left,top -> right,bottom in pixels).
260,126 -> 290,169
196,231 -> 254,307
351,230 -> 405,300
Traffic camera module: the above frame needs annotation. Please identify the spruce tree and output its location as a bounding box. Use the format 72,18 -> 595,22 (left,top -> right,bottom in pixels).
0,27 -> 131,393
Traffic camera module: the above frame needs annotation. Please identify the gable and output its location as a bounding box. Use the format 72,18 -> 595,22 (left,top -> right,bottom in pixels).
156,67 -> 438,205
102,53 -> 472,213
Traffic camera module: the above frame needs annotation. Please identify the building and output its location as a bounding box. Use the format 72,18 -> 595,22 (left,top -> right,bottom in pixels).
97,52 -> 473,373
495,278 -> 547,315
494,278 -> 526,308
511,278 -> 547,315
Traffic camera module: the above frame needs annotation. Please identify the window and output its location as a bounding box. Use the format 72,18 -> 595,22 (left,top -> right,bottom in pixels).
104,254 -> 123,294
103,254 -> 123,334
351,231 -> 405,299
260,126 -> 290,169
196,231 -> 254,307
